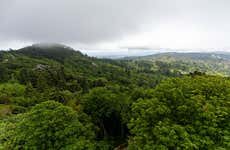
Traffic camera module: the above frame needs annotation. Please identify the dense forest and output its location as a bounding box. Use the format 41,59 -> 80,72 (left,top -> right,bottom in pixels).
1,44 -> 230,149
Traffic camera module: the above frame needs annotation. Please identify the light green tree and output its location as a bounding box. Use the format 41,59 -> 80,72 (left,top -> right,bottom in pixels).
0,101 -> 96,150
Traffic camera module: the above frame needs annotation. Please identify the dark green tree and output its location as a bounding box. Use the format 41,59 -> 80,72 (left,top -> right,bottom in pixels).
83,86 -> 130,142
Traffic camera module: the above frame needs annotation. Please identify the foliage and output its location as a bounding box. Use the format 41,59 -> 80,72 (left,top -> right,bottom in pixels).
132,52 -> 230,76
128,76 -> 230,149
83,85 -> 130,143
1,45 -> 230,149
0,101 -> 96,150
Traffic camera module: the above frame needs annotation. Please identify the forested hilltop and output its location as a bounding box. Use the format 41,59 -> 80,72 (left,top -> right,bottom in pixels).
1,44 -> 230,149
128,52 -> 230,76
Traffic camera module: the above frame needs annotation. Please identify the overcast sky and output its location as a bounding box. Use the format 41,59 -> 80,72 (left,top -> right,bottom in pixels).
0,0 -> 230,51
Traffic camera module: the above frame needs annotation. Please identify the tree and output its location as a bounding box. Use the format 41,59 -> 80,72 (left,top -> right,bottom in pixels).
83,86 -> 130,141
0,65 -> 8,82
0,101 -> 96,150
36,72 -> 49,92
128,76 -> 230,149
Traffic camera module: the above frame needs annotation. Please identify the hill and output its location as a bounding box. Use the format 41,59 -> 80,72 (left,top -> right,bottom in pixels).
140,52 -> 230,61
0,44 -> 172,148
1,45 -> 230,149
0,44 -> 169,88
128,52 -> 230,76
16,43 -> 78,62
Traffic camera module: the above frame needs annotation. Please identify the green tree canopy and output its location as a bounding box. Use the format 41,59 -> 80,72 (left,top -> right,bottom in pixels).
0,101 -> 95,150
82,85 -> 130,141
128,76 -> 230,150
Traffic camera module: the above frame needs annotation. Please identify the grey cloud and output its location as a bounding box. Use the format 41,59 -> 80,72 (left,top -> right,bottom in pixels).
0,0 -> 230,49
0,0 -> 159,44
